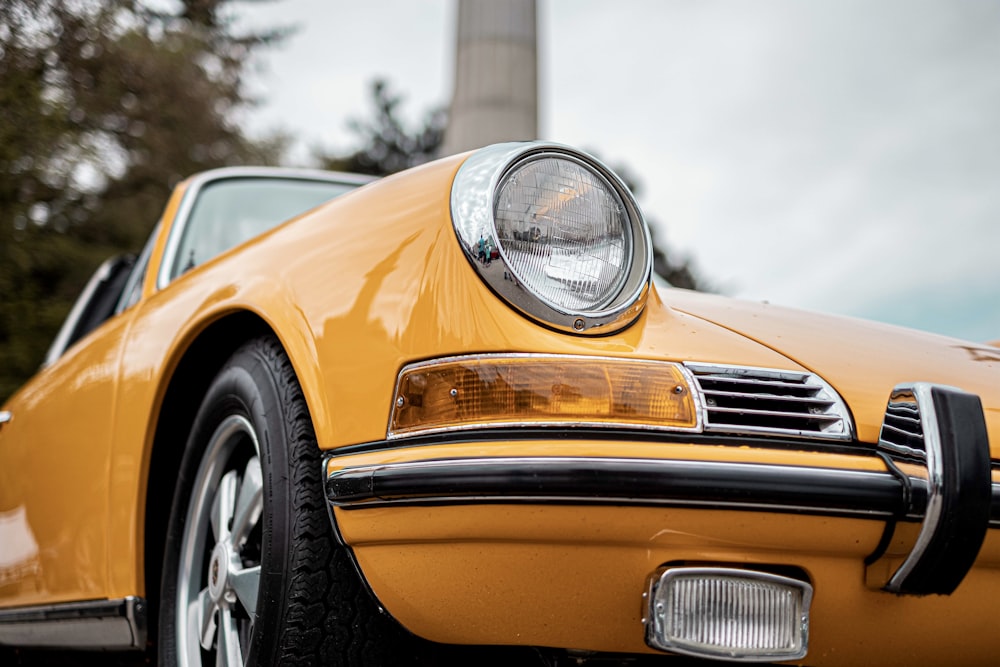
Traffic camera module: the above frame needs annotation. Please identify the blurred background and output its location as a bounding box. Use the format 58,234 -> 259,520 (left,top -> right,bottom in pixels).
2,0 -> 999,402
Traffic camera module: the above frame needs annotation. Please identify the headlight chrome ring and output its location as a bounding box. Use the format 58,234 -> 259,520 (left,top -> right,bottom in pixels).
451,142 -> 652,335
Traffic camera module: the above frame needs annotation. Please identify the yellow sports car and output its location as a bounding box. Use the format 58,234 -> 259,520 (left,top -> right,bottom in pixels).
1,142 -> 998,666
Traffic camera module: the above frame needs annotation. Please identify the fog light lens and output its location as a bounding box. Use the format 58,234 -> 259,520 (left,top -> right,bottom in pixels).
646,567 -> 812,662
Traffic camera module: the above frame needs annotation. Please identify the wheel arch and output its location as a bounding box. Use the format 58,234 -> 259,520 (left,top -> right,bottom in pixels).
141,309 -> 322,642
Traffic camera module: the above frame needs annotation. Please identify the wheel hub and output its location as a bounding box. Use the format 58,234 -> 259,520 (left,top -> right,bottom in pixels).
174,414 -> 265,666
208,542 -> 230,602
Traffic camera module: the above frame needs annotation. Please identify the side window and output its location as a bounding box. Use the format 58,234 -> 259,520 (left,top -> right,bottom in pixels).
43,255 -> 136,366
167,178 -> 354,282
115,224 -> 159,315
43,221 -> 160,366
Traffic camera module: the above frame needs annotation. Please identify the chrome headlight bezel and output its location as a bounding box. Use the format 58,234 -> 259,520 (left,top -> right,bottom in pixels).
450,142 -> 652,335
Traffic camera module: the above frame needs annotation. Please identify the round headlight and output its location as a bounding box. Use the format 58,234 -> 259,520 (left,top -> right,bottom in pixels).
451,142 -> 651,335
494,156 -> 631,312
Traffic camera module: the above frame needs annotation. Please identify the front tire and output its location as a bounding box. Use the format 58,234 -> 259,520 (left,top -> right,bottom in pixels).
158,336 -> 427,666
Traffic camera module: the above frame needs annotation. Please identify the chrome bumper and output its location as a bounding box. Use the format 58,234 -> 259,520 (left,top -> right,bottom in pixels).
327,383 -> 993,597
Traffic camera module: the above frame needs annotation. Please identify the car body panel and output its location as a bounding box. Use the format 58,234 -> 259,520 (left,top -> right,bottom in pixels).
326,436 -> 1000,659
2,152 -> 813,609
669,288 -> 1000,449
341,501 -> 1000,663
0,313 -> 129,606
1,144 -> 998,665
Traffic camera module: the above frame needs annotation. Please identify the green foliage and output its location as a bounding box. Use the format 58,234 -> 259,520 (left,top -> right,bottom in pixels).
651,235 -> 703,291
322,80 -> 707,291
319,79 -> 446,176
577,153 -> 708,292
0,0 -> 285,403
0,5 -> 709,402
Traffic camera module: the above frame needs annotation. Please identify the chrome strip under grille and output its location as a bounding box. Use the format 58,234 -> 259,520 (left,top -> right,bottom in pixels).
684,363 -> 853,441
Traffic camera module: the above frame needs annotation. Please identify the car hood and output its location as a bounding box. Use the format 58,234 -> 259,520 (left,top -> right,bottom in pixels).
666,288 -> 1000,452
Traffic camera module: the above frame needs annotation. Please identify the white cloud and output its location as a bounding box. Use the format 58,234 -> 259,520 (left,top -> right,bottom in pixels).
241,0 -> 1000,341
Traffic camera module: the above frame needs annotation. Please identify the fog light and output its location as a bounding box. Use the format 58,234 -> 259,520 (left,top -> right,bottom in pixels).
645,567 -> 812,662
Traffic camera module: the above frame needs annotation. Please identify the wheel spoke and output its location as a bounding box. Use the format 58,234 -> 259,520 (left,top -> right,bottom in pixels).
211,470 -> 238,542
231,457 -> 263,546
196,587 -> 217,651
216,607 -> 243,667
229,564 -> 260,615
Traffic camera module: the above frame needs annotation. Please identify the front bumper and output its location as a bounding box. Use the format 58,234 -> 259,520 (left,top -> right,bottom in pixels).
328,454 -> 914,519
323,384 -> 997,663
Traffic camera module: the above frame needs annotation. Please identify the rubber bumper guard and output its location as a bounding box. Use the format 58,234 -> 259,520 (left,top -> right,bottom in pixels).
875,383 -> 992,595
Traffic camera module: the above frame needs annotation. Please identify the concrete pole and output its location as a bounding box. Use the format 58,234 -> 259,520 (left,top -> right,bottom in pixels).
441,0 -> 538,156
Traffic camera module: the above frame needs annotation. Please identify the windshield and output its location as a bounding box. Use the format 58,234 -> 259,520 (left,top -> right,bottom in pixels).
169,177 -> 356,281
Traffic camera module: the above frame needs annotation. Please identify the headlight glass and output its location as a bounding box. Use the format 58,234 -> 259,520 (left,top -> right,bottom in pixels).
450,142 -> 652,335
494,156 -> 631,312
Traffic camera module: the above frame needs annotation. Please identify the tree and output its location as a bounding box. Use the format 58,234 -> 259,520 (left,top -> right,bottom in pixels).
321,79 -> 707,291
604,162 -> 706,291
0,0 -> 285,402
319,79 -> 446,176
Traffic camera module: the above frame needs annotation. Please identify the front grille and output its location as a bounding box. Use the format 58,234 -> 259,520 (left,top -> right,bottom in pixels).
879,389 -> 926,461
685,363 -> 853,440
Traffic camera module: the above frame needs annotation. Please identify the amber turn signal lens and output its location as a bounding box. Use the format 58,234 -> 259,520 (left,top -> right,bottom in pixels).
389,355 -> 697,438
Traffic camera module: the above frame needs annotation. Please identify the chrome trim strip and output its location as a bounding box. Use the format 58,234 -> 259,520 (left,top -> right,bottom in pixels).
701,406 -> 843,422
327,456 -> 908,520
0,596 -> 146,649
386,353 -> 704,440
450,142 -> 652,335
876,438 -> 927,463
885,384 -> 944,591
155,166 -> 374,290
876,382 -> 991,595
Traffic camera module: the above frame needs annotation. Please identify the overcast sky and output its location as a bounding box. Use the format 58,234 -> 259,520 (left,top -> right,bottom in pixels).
238,0 -> 1000,343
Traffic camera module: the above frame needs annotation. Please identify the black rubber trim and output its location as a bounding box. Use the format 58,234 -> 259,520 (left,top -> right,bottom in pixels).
891,386 -> 992,595
328,457 -> 914,520
865,453 -> 909,566
329,426 -> 873,458
991,483 -> 1000,526
0,599 -> 135,624
0,596 -> 145,649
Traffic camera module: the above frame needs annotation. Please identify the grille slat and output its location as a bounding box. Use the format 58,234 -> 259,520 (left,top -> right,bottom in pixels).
686,363 -> 852,440
697,376 -> 820,398
705,406 -> 844,422
884,413 -> 921,430
881,423 -> 919,440
701,389 -> 836,406
879,394 -> 925,459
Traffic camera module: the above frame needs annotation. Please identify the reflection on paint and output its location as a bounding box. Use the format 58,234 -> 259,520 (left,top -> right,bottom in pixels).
0,506 -> 41,594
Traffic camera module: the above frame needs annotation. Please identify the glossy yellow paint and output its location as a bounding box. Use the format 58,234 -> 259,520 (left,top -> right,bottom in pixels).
669,289 -> 1000,452
0,314 -> 129,606
336,501 -> 1000,664
0,141 -> 998,666
0,180 -> 190,607
328,437 -> 1000,663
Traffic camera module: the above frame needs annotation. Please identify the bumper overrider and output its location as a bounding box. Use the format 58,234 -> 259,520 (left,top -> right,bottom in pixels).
324,357 -> 995,663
